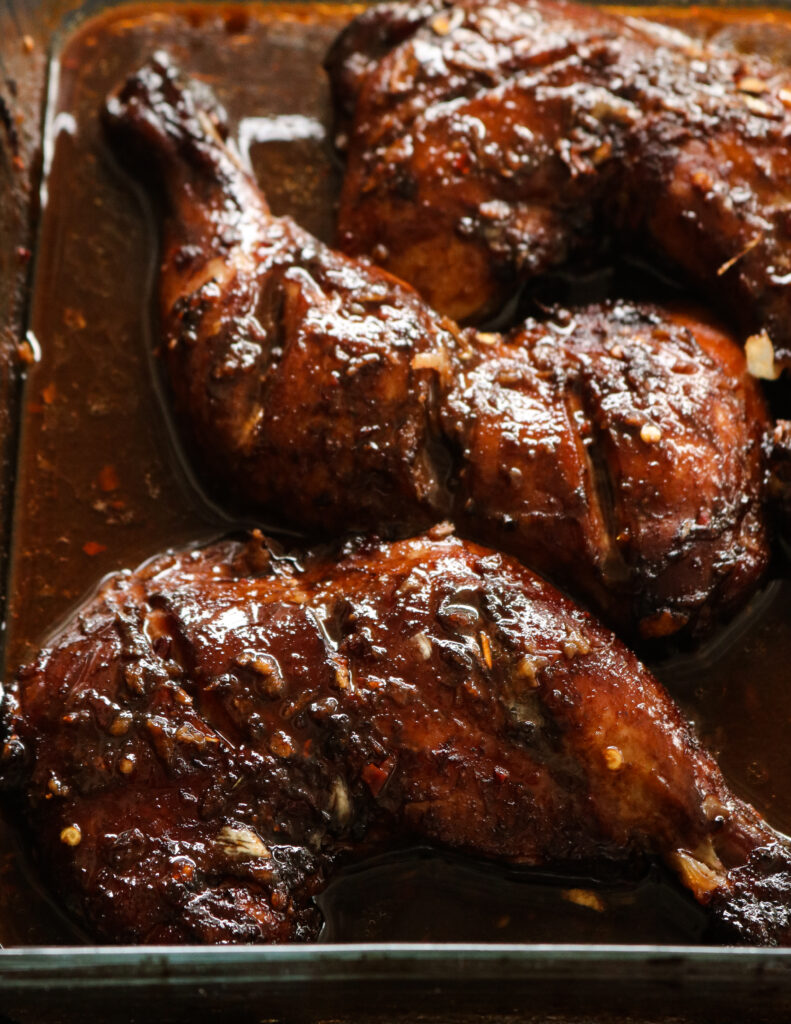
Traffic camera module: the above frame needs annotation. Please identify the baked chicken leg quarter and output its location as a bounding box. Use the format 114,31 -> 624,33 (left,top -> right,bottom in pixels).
2,530 -> 791,944
102,55 -> 771,639
329,0 -> 791,365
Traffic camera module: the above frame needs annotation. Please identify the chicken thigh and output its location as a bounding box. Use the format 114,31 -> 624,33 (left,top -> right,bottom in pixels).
329,0 -> 791,370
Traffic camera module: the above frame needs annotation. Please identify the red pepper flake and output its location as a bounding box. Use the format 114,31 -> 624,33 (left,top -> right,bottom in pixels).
479,631 -> 493,669
41,383 -> 56,405
494,766 -> 509,783
453,151 -> 471,174
83,541 -> 107,556
171,860 -> 193,882
361,759 -> 393,797
12,155 -> 24,172
98,464 -> 120,492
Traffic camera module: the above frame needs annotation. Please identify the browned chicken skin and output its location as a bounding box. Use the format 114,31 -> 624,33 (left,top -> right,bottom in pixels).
102,54 -> 771,640
329,0 -> 791,369
444,304 -> 769,638
3,529 -> 791,945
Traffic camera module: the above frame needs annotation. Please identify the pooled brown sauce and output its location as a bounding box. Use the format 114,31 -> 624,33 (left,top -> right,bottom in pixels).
2,0 -> 791,947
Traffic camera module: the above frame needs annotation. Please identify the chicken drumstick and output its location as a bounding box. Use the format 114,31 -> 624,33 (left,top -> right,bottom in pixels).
3,529 -> 791,944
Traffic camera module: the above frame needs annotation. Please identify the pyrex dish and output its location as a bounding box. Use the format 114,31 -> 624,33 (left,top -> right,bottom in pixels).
1,0 -> 791,1019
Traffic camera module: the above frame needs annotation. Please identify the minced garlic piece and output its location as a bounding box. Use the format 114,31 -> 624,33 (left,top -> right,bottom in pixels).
217,825 -> 270,859
746,330 -> 781,380
60,825 -> 82,847
640,423 -> 662,444
563,888 -> 605,912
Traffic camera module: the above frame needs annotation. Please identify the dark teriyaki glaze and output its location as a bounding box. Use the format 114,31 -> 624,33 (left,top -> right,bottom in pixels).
5,528 -> 791,945
8,4 -> 357,679
5,0 -> 360,946
102,50 -> 771,641
330,0 -> 791,363
2,2 -> 791,946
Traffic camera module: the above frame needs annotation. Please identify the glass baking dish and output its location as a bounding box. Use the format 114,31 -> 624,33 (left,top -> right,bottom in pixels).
1,0 -> 791,1018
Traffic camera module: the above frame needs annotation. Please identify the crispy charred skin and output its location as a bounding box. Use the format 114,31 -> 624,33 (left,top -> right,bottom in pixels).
102,55 -> 770,639
329,0 -> 791,365
2,529 -> 791,945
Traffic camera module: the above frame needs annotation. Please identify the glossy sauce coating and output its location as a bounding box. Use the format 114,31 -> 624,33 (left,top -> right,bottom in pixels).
6,1 -> 791,950
103,53 -> 770,639
2,528 -> 791,945
330,0 -> 791,371
445,302 -> 770,637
